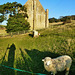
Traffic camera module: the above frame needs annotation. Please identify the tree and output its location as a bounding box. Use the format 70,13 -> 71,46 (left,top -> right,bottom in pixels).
0,2 -> 30,32
6,13 -> 30,33
49,17 -> 57,23
0,2 -> 22,22
0,15 -> 5,22
63,19 -> 71,24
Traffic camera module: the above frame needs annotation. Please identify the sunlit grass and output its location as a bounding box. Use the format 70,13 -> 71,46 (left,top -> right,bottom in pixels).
0,21 -> 75,75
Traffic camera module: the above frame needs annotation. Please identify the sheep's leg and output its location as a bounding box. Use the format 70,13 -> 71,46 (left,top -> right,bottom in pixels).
53,73 -> 55,75
65,68 -> 70,75
51,72 -> 55,75
51,72 -> 53,75
65,71 -> 69,75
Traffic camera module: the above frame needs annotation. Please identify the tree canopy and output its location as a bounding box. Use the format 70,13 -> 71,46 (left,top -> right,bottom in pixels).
0,2 -> 22,15
0,2 -> 23,22
0,15 -> 5,22
6,13 -> 30,33
0,2 -> 30,32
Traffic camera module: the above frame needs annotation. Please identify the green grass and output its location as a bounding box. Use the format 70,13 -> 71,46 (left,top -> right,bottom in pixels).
0,21 -> 75,75
0,28 -> 9,37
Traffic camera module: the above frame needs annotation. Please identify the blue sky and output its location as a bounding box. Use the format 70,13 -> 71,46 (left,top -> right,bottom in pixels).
0,0 -> 75,25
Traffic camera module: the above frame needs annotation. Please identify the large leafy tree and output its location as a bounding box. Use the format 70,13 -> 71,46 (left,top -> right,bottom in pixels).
6,13 -> 30,32
0,5 -> 5,22
0,2 -> 22,14
0,2 -> 30,32
0,15 -> 5,22
0,2 -> 22,22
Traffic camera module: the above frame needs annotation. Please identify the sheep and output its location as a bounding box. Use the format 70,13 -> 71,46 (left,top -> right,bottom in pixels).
42,55 -> 72,75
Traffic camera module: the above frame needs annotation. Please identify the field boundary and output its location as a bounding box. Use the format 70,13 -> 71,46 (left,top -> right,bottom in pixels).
0,30 -> 31,37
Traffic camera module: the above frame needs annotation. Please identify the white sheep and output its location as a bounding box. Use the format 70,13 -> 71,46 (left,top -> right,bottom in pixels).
42,55 -> 72,75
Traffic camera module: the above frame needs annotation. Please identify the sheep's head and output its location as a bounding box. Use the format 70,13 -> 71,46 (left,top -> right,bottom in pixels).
42,57 -> 52,66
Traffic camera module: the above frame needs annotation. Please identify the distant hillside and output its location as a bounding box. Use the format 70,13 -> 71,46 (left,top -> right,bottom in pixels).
0,20 -> 75,75
49,15 -> 75,23
49,20 -> 75,31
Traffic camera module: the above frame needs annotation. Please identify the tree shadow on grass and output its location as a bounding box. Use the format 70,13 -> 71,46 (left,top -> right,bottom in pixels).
16,48 -> 70,75
0,47 -> 74,75
24,49 -> 60,75
0,43 -> 16,75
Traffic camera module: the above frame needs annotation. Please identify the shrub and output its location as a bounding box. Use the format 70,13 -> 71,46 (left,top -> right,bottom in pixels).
63,19 -> 71,24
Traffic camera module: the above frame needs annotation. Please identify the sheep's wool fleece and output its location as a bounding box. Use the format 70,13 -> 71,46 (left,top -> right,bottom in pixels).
44,55 -> 72,72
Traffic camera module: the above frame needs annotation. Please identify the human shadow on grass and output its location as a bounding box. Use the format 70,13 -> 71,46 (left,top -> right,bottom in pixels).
16,48 -> 73,75
0,43 -> 16,75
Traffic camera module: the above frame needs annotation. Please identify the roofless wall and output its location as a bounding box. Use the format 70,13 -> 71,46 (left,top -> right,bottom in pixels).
24,0 -> 49,30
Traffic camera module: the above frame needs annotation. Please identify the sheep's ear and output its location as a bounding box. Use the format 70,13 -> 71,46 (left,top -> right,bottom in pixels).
42,59 -> 44,62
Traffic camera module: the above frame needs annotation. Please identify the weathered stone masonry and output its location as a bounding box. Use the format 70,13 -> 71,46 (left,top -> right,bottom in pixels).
24,0 -> 49,30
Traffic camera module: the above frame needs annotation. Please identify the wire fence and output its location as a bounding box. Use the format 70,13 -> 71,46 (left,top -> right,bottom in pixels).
0,30 -> 30,37
9,30 -> 29,35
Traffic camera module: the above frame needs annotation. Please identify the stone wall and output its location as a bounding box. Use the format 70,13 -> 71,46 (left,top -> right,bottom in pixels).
24,0 -> 49,30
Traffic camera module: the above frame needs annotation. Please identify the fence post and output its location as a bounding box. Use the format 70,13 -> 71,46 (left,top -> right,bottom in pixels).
11,32 -> 13,37
18,31 -> 19,35
24,31 -> 25,34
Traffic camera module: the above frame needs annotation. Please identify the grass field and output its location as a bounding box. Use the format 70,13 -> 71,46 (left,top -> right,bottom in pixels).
0,27 -> 8,36
0,21 -> 75,75
0,29 -> 6,34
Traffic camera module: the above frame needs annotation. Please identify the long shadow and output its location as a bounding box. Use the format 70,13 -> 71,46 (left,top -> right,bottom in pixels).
16,49 -> 61,75
16,48 -> 32,75
29,34 -> 34,37
25,49 -> 60,75
19,48 -> 32,70
16,49 -> 74,75
0,44 -> 16,75
0,46 -> 74,75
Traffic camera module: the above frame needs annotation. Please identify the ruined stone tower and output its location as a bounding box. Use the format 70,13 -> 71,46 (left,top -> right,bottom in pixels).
24,0 -> 49,30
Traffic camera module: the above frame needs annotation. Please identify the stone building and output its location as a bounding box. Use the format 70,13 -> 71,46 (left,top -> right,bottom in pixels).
24,0 -> 49,30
